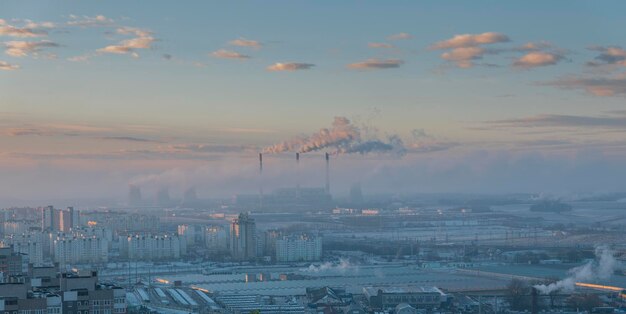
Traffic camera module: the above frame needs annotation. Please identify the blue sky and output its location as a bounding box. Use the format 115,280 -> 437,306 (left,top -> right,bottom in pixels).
2,1 -> 626,201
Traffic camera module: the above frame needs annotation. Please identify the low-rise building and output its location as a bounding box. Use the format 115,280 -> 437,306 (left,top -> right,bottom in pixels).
363,286 -> 447,311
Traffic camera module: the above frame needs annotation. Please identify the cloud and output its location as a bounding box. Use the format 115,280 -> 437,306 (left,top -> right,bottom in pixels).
368,42 -> 394,49
411,129 -> 435,140
2,124 -> 114,137
4,40 -> 59,57
431,32 -> 510,68
0,60 -> 19,71
0,19 -> 48,38
97,27 -> 155,57
431,32 -> 510,50
543,74 -> 626,96
229,38 -> 262,49
66,15 -> 115,27
587,46 -> 626,67
211,49 -> 250,60
487,113 -> 626,129
99,136 -> 160,143
266,62 -> 315,71
3,127 -> 51,136
347,58 -> 404,70
17,20 -> 56,30
67,54 -> 91,62
170,144 -> 256,153
387,33 -> 412,41
407,129 -> 459,153
513,51 -> 565,68
440,47 -> 486,68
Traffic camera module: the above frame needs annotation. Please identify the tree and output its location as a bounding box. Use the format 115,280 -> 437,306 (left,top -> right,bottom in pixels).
567,293 -> 602,312
506,279 -> 531,311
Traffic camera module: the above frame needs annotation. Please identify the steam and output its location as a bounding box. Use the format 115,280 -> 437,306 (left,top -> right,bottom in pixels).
534,246 -> 619,294
264,116 -> 405,156
299,259 -> 356,273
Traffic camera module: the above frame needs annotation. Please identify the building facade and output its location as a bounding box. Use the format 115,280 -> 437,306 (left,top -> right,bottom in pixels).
275,234 -> 322,262
230,213 -> 257,261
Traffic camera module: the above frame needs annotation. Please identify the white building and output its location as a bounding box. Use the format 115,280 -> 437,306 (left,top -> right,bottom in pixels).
275,234 -> 322,262
51,234 -> 108,267
177,224 -> 205,246
2,220 -> 35,235
123,233 -> 184,261
204,225 -> 228,252
0,233 -> 44,266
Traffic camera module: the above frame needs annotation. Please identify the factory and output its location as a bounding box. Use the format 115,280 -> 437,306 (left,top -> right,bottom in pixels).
363,286 -> 448,311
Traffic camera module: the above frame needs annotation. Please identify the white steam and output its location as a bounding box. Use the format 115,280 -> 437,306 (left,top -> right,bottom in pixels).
534,246 -> 620,294
299,259 -> 357,273
264,116 -> 405,156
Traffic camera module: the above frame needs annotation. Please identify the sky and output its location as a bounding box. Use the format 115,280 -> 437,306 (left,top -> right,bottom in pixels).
2,1 -> 626,203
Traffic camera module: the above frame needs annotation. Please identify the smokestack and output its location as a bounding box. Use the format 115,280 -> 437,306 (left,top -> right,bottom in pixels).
259,153 -> 263,209
325,152 -> 330,195
531,287 -> 538,314
296,153 -> 301,199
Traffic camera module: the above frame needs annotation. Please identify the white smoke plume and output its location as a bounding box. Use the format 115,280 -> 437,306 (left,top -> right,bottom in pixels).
534,246 -> 620,294
299,258 -> 356,273
264,116 -> 405,156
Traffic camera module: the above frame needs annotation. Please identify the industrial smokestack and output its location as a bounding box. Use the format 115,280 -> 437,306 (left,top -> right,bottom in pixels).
259,153 -> 263,209
325,152 -> 330,195
296,153 -> 301,199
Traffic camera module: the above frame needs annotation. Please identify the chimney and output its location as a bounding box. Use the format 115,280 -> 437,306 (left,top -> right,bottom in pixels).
259,153 -> 263,209
296,153 -> 301,199
325,152 -> 330,195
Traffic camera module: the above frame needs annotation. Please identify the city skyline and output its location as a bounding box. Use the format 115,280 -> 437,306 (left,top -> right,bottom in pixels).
3,1 -> 626,201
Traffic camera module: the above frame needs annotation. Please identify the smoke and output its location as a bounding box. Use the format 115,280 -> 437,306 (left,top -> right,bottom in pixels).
299,258 -> 357,273
534,246 -> 620,294
264,116 -> 405,156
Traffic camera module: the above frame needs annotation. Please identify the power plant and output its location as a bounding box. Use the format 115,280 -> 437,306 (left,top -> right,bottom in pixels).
236,152 -> 333,211
125,152 -> 333,210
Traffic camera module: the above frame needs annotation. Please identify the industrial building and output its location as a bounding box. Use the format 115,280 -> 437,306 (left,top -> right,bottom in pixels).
363,286 -> 447,310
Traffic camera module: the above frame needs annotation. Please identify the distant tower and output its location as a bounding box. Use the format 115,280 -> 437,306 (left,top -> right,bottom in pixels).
128,185 -> 142,206
350,183 -> 363,204
183,187 -> 197,203
156,187 -> 170,207
230,213 -> 257,261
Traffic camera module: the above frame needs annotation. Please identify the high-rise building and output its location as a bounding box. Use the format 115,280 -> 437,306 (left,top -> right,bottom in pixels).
230,213 -> 257,261
51,233 -> 109,267
122,233 -> 184,261
275,234 -> 322,262
204,225 -> 228,252
41,206 -> 56,231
